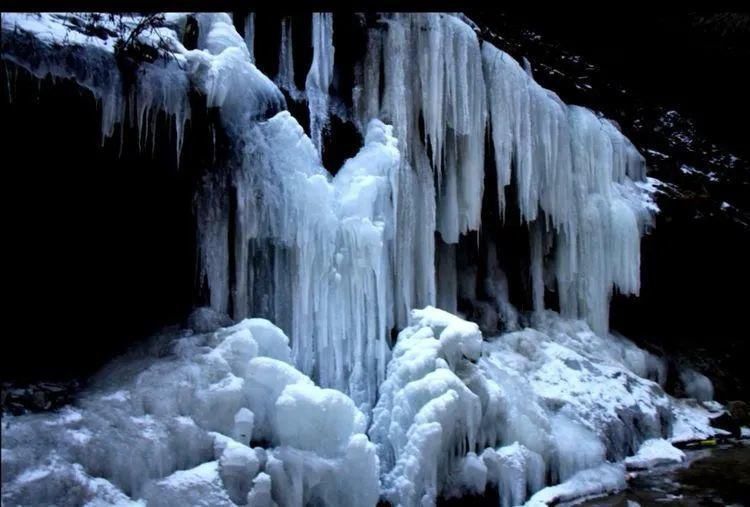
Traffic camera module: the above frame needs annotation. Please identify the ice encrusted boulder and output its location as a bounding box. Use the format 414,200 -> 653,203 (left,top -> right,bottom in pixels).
624,438 -> 685,470
1,319 -> 379,506
370,307 -> 676,507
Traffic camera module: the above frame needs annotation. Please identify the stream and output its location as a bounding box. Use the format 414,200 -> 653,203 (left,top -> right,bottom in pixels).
578,440 -> 750,506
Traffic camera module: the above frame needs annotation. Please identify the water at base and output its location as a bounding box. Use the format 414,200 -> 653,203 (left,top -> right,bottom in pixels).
578,440 -> 750,507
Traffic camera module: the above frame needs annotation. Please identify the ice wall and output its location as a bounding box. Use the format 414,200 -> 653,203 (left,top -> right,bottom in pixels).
352,14 -> 655,336
2,8 -> 660,418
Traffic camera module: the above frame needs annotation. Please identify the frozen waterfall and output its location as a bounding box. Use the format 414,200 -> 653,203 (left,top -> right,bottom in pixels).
0,11 -> 710,507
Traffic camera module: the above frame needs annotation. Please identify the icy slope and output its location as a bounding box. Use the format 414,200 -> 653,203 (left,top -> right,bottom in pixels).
1,315 -> 379,507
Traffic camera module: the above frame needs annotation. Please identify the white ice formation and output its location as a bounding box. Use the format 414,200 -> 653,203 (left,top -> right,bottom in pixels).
0,11 -> 721,507
369,306 -> 678,506
1,317 -> 379,507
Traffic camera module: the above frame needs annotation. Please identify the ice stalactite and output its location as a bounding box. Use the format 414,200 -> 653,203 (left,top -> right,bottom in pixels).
196,173 -> 231,315
354,13 -> 487,329
275,17 -> 303,101
481,42 -> 653,335
305,13 -> 334,154
349,14 -> 654,336
243,13 -> 255,63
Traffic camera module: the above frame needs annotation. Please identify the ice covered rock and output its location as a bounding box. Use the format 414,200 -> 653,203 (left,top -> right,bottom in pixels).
1,456 -> 141,507
275,384 -> 367,457
670,398 -> 727,444
219,444 -> 261,503
187,307 -> 234,334
233,407 -> 255,445
372,308 -> 675,506
624,438 -> 685,470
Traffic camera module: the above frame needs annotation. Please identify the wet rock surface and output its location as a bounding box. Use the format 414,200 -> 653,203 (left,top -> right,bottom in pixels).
1,381 -> 80,415
579,440 -> 750,506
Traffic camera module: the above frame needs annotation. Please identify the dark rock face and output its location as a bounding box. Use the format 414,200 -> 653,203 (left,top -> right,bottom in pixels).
728,400 -> 750,427
186,307 -> 233,335
1,380 -> 79,415
709,411 -> 742,439
0,63 -> 209,384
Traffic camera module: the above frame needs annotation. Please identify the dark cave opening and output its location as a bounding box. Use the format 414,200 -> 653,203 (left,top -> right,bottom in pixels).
1,62 -> 212,383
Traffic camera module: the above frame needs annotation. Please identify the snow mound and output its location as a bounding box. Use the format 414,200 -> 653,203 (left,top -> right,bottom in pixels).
1,320 -> 379,507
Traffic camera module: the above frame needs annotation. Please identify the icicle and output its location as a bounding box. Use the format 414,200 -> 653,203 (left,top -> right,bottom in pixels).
481,39 -> 652,335
529,221 -> 545,313
244,13 -> 255,63
305,13 -> 334,154
522,56 -> 533,77
276,17 -> 302,100
358,28 -> 382,131
196,173 -> 231,316
359,13 -> 488,328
